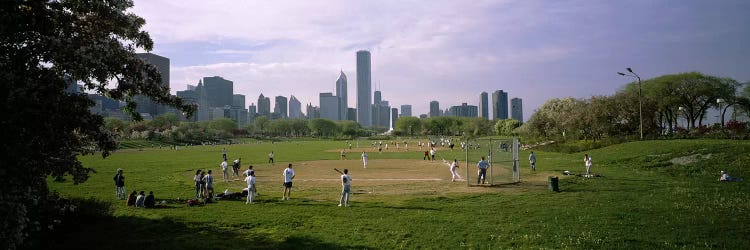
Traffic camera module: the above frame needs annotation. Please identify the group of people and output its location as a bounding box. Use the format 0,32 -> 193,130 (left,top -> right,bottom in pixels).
193,169 -> 215,199
126,190 -> 156,208
113,168 -> 157,208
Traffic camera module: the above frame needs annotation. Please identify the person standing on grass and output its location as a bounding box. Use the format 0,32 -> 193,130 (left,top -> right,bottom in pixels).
529,151 -> 537,171
193,170 -> 202,198
203,170 -> 214,199
341,149 -> 347,160
584,154 -> 592,175
448,159 -> 461,182
199,170 -> 207,198
268,151 -> 275,165
477,157 -> 489,184
113,168 -> 125,199
222,147 -> 227,161
232,158 -> 241,178
361,152 -> 368,168
339,169 -> 351,207
430,147 -> 436,161
282,164 -> 295,200
221,160 -> 229,181
243,165 -> 255,177
245,170 -> 256,204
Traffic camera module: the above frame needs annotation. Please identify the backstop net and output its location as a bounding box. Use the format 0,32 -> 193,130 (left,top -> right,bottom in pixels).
463,138 -> 520,186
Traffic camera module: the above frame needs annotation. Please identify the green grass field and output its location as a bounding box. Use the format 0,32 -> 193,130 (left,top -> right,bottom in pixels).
47,139 -> 750,249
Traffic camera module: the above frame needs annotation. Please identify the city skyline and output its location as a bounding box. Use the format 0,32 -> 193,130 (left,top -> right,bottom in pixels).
132,1 -> 750,120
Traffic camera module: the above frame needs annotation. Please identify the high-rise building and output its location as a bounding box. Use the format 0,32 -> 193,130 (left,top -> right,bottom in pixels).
448,103 -> 478,117
479,92 -> 489,119
274,96 -> 288,118
320,93 -> 339,120
356,50 -> 372,126
233,94 -> 245,109
492,90 -> 509,120
306,103 -> 320,119
347,108 -> 357,121
203,76 -> 233,108
248,103 -> 257,122
257,94 -> 271,117
336,71 -> 347,121
374,90 -> 382,105
391,108 -> 398,129
135,53 -> 170,117
372,104 -> 391,128
288,95 -> 303,119
429,101 -> 440,117
400,105 -> 412,117
511,98 -> 523,122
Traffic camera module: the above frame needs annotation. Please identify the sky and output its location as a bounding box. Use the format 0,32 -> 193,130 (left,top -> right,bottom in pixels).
131,0 -> 750,121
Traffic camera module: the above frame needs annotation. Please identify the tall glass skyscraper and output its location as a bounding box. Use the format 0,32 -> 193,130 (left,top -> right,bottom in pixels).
479,92 -> 489,119
356,50 -> 372,126
511,98 -> 523,122
492,90 -> 509,120
336,71 -> 347,121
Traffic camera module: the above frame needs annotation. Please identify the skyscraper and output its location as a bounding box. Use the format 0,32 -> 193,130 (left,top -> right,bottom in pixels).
274,96 -> 288,118
257,94 -> 271,117
306,103 -> 320,119
336,71 -> 347,121
429,101 -> 440,117
448,103 -> 478,117
400,105 -> 412,117
233,94 -> 245,109
135,53 -> 170,116
511,98 -> 523,122
356,50 -> 372,126
288,95 -> 303,119
479,92 -> 489,119
203,76 -> 233,108
374,90 -> 382,105
319,93 -> 339,120
248,103 -> 257,122
391,108 -> 398,129
492,90 -> 509,120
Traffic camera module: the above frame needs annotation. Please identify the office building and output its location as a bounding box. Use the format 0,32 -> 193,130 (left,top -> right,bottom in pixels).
511,98 -> 523,122
448,103 -> 478,117
336,71 -> 348,121
203,76 -> 233,108
288,95 -> 303,119
356,50 -> 372,126
347,108 -> 357,121
274,96 -> 288,118
492,90 -> 509,120
391,108 -> 398,129
233,94 -> 245,109
306,103 -> 320,119
429,101 -> 440,117
257,94 -> 271,117
135,53 -> 170,116
320,93 -> 339,120
479,92 -> 488,119
248,103 -> 257,122
400,105 -> 412,117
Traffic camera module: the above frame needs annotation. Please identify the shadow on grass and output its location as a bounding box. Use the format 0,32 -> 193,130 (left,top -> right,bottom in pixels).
43,200 -> 359,250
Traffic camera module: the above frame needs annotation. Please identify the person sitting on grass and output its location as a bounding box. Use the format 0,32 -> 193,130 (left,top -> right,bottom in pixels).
144,191 -> 155,208
135,191 -> 146,208
126,191 -> 137,206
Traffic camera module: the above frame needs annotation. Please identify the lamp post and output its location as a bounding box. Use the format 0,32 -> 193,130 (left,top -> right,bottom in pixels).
716,98 -> 725,127
618,67 -> 643,140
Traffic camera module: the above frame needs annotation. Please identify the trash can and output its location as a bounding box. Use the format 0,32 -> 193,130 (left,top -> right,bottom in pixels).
548,176 -> 559,192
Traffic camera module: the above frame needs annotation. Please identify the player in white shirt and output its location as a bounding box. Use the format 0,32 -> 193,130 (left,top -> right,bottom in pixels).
339,169 -> 351,207
447,159 -> 461,182
268,151 -> 275,165
243,165 -> 254,177
361,152 -> 368,168
584,154 -> 592,175
282,164 -> 295,200
244,171 -> 256,204
221,160 -> 229,181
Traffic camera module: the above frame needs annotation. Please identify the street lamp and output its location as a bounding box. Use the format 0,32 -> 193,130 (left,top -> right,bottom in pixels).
716,98 -> 725,127
617,67 -> 643,140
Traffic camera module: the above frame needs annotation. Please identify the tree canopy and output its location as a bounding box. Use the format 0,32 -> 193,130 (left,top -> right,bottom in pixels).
0,1 -> 193,248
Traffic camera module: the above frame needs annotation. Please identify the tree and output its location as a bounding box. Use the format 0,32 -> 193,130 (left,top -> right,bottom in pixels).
394,116 -> 422,136
253,116 -> 269,135
0,1 -> 193,248
308,118 -> 339,137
